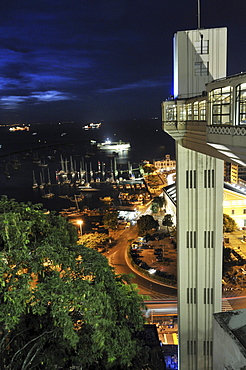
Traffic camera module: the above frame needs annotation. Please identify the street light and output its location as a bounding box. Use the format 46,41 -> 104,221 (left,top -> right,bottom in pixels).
77,220 -> 83,236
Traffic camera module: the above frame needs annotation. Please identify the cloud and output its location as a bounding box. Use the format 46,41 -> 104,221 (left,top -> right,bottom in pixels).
98,78 -> 169,94
0,90 -> 74,109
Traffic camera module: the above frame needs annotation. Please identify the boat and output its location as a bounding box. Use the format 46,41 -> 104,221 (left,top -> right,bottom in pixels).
32,171 -> 38,189
96,139 -> 130,151
42,192 -> 54,199
100,196 -> 113,202
78,184 -> 100,191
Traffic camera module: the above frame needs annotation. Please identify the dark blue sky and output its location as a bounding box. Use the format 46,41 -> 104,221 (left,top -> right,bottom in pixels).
0,0 -> 245,124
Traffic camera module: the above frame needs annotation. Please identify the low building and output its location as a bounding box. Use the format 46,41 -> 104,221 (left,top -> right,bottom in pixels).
163,182 -> 246,229
223,183 -> 246,229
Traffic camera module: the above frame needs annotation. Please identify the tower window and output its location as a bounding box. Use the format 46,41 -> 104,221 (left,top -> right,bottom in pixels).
194,39 -> 209,54
195,62 -> 209,76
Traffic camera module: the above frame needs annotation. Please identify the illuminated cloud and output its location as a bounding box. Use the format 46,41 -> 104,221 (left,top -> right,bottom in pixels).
98,79 -> 169,94
0,90 -> 74,109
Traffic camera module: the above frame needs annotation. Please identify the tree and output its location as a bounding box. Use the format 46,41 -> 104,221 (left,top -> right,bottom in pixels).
142,164 -> 157,175
103,209 -> 119,230
162,214 -> 173,232
223,213 -> 237,232
151,196 -> 166,213
0,196 -> 145,369
77,232 -> 109,250
137,215 -> 159,236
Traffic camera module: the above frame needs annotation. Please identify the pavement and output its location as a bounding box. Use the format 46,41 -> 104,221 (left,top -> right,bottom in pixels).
223,229 -> 246,298
224,229 -> 246,258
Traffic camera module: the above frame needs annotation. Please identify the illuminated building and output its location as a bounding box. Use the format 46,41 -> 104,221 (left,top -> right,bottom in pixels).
162,25 -> 246,369
223,183 -> 246,229
153,155 -> 176,172
224,162 -> 238,184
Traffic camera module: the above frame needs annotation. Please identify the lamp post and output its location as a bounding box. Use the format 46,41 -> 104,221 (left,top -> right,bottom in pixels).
77,220 -> 83,236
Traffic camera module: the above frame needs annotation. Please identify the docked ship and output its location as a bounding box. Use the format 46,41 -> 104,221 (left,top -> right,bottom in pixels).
96,139 -> 130,151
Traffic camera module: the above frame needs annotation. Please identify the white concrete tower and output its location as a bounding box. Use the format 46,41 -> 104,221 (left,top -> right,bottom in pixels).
164,27 -> 227,369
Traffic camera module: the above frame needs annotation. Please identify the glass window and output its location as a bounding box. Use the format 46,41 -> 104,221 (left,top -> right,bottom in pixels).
194,40 -> 209,54
187,103 -> 193,120
193,102 -> 199,120
179,104 -> 187,121
209,86 -> 232,125
199,100 -> 206,120
195,62 -> 209,76
236,83 -> 246,125
166,104 -> 177,121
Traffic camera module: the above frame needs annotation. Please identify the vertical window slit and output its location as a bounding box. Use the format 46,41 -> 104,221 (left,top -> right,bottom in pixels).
186,170 -> 189,188
194,231 -> 197,248
207,341 -> 209,356
194,341 -> 197,355
190,170 -> 193,188
208,231 -> 210,248
212,169 -> 215,187
190,231 -> 193,248
204,231 -> 207,248
207,288 -> 210,304
186,231 -> 189,248
208,169 -> 211,188
204,288 -> 206,304
204,170 -> 207,188
190,288 -> 193,304
194,288 -> 197,304
203,341 -> 206,356
211,231 -> 214,248
194,170 -> 196,188
187,288 -> 189,303
211,288 -> 214,304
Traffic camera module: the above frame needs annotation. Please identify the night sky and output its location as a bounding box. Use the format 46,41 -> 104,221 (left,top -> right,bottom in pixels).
0,0 -> 245,124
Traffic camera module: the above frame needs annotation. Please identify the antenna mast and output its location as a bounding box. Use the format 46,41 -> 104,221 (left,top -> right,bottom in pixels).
197,0 -> 201,29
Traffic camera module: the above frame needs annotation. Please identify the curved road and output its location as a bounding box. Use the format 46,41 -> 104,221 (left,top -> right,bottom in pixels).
108,225 -> 177,299
107,225 -> 246,311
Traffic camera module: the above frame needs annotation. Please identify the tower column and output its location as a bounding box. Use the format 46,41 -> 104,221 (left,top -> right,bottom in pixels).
176,143 -> 223,370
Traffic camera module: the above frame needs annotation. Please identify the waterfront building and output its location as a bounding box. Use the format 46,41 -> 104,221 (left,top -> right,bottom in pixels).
153,155 -> 176,172
162,25 -> 246,369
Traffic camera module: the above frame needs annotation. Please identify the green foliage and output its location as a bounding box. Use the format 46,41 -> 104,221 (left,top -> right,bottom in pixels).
162,214 -> 173,231
151,203 -> 159,213
151,196 -> 166,213
142,164 -> 157,174
0,197 -> 145,369
78,232 -> 109,250
137,215 -> 159,236
223,213 -> 237,232
153,196 -> 165,209
103,210 -> 119,230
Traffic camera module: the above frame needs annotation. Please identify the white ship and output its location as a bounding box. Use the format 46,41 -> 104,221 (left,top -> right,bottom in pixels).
96,139 -> 130,151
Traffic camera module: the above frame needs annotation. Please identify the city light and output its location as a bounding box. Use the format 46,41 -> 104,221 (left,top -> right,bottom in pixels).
77,220 -> 83,236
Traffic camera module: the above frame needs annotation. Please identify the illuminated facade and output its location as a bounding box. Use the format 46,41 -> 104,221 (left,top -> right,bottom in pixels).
223,183 -> 246,229
153,155 -> 176,172
224,162 -> 238,184
161,26 -> 245,370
